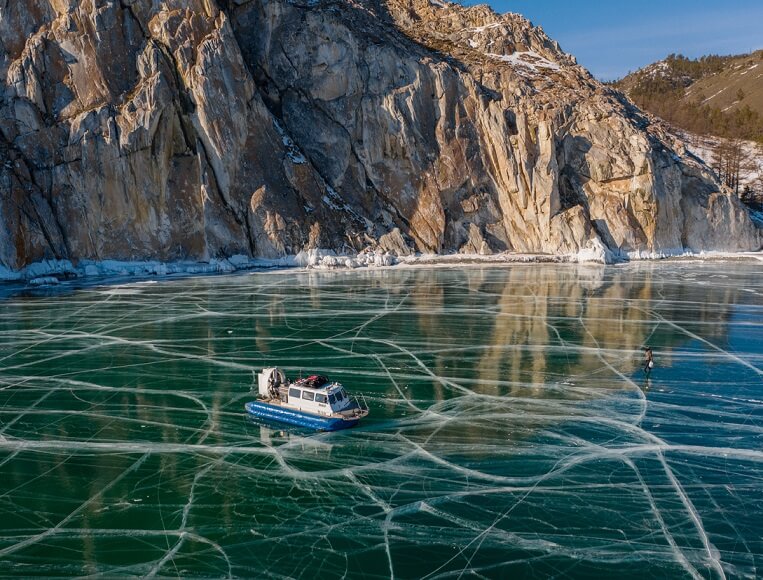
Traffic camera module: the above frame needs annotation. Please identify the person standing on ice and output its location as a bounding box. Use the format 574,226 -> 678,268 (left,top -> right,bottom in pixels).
643,347 -> 654,375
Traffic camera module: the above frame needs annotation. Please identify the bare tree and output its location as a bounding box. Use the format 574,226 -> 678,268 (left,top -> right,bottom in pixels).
712,138 -> 752,196
734,141 -> 763,207
752,142 -> 763,206
711,139 -> 734,188
729,138 -> 745,195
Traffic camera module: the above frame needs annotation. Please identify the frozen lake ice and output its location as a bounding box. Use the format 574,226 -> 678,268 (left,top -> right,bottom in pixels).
0,262 -> 761,577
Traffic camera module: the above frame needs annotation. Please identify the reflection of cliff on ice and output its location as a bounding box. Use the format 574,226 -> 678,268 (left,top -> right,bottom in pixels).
0,263 -> 760,576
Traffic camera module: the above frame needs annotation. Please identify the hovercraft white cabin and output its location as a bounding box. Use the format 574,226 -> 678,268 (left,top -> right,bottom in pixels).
245,368 -> 369,431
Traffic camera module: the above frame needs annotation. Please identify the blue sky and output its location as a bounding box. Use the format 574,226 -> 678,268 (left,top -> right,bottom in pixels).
460,1 -> 763,80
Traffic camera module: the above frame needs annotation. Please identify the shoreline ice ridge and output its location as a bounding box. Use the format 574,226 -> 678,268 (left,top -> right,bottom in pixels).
1,245 -> 762,288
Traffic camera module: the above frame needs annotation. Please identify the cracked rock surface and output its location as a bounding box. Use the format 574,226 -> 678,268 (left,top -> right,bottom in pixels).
1,0 -> 760,269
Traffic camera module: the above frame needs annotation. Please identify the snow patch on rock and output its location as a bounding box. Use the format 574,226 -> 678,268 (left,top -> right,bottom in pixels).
485,51 -> 561,72
294,249 -> 396,269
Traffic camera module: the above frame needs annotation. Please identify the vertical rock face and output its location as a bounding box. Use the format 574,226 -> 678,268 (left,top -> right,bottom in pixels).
0,0 -> 759,270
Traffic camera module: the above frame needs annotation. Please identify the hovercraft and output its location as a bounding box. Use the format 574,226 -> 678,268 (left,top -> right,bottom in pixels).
245,368 -> 369,431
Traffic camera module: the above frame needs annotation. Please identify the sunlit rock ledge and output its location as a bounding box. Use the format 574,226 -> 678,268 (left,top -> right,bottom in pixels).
2,248 -> 762,288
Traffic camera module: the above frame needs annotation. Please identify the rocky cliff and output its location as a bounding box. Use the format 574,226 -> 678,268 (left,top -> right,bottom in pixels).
1,0 -> 760,271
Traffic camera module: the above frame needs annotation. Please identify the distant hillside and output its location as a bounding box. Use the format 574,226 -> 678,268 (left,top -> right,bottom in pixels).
614,52 -> 763,142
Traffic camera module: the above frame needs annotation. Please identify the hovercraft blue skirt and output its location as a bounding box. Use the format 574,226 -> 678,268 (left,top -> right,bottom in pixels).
245,401 -> 360,431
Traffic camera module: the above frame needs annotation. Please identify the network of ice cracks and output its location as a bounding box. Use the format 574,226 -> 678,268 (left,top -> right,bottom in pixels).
0,262 -> 761,578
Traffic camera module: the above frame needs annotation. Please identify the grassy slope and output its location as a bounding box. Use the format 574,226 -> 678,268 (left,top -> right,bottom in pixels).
685,51 -> 763,116
614,51 -> 763,141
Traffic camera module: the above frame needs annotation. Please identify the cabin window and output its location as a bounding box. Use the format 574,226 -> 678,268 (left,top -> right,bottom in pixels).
315,393 -> 327,404
340,389 -> 348,400
329,394 -> 336,404
289,388 -> 301,399
302,391 -> 315,401
335,391 -> 344,402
